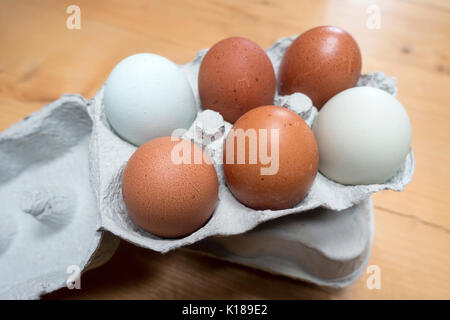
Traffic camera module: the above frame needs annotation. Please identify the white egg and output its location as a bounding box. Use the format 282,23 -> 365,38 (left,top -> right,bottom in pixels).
104,53 -> 197,146
312,86 -> 412,185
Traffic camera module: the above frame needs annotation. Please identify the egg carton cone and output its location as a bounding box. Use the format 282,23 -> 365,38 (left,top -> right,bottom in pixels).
88,36 -> 414,253
0,95 -> 119,300
188,198 -> 374,288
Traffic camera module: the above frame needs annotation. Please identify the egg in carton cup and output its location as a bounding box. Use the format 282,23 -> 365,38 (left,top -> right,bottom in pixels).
88,35 -> 414,253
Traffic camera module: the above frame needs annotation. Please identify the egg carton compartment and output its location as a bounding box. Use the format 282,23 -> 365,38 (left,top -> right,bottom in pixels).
188,198 -> 374,288
0,95 -> 119,299
88,36 -> 414,253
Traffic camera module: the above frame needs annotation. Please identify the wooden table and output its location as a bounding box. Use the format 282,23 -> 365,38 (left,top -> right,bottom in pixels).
1,0 -> 449,299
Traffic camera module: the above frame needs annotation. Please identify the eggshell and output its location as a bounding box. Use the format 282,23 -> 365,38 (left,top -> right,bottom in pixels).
312,86 -> 412,185
122,137 -> 218,238
223,105 -> 318,210
104,53 -> 197,146
279,26 -> 362,109
198,37 -> 276,123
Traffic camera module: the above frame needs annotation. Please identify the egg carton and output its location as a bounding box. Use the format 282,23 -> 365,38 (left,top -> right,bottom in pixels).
189,198 -> 374,288
0,36 -> 413,298
88,36 -> 414,253
0,95 -> 119,299
0,97 -> 371,297
0,92 -> 372,296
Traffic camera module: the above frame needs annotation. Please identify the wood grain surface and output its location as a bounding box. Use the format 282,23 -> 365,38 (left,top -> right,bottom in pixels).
1,0 -> 449,299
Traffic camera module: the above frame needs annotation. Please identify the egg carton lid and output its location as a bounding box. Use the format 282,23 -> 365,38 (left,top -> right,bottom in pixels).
0,95 -> 119,300
88,36 -> 414,253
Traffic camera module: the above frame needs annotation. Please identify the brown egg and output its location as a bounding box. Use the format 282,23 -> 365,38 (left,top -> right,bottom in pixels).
122,137 -> 218,238
279,26 -> 362,109
198,37 -> 276,123
223,105 -> 318,210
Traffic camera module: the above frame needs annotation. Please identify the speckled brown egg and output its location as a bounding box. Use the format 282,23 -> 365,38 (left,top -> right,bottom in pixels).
198,37 -> 276,123
279,26 -> 362,109
122,137 -> 218,238
223,106 -> 318,210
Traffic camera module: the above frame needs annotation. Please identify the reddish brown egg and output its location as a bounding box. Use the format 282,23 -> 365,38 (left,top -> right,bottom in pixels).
223,106 -> 318,210
279,26 -> 362,109
122,137 -> 218,238
198,37 -> 276,123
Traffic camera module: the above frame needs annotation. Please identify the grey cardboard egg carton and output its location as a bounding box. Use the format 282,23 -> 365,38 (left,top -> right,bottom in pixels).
0,36 -> 414,298
88,36 -> 414,253
0,95 -> 119,299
